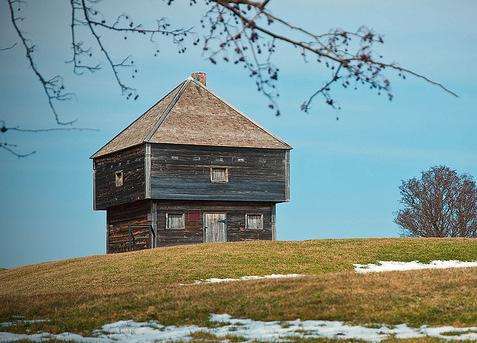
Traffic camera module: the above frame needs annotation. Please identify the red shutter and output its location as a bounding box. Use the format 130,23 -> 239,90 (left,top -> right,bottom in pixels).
188,210 -> 201,222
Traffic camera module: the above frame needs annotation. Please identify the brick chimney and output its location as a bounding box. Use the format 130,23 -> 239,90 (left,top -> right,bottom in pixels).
191,72 -> 206,86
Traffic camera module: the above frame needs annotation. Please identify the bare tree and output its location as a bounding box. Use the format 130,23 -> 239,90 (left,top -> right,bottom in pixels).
2,0 -> 458,156
395,166 -> 477,238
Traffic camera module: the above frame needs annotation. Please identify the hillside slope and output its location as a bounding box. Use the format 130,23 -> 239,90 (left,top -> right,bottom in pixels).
0,238 -> 476,338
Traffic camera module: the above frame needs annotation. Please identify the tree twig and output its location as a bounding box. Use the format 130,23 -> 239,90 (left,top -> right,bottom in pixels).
0,142 -> 36,158
0,42 -> 17,51
7,0 -> 77,125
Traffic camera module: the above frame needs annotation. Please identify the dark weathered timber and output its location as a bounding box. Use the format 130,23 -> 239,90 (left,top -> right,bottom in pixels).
150,144 -> 289,202
104,199 -> 276,251
106,200 -> 152,253
94,143 -> 290,253
153,200 -> 274,247
94,145 -> 146,210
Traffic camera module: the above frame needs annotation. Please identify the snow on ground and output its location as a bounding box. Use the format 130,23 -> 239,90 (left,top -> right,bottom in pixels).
186,273 -> 306,285
354,260 -> 477,274
0,319 -> 49,328
187,260 -> 477,283
1,314 -> 477,342
184,260 -> 477,285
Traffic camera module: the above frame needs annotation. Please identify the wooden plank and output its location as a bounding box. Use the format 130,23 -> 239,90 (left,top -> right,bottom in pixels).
151,201 -> 158,248
285,150 -> 290,201
271,204 -> 276,240
145,143 -> 151,198
92,162 -> 97,211
106,209 -> 110,253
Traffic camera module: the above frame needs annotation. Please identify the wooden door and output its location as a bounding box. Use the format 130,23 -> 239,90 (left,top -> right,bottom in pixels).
204,213 -> 227,242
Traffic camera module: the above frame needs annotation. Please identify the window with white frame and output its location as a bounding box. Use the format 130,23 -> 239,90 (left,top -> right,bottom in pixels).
115,171 -> 123,187
210,167 -> 228,183
246,214 -> 263,230
166,213 -> 185,230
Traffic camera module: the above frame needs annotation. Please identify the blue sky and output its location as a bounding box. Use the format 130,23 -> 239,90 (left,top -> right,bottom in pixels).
0,1 -> 476,268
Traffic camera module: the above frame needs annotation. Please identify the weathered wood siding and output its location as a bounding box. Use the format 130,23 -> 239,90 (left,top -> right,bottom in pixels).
154,200 -> 274,247
106,200 -> 152,253
150,144 -> 289,202
94,145 -> 146,209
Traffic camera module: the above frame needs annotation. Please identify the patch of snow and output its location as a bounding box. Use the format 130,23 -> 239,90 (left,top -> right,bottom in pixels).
0,319 -> 49,328
188,273 -> 305,285
354,260 -> 477,274
1,314 -> 477,342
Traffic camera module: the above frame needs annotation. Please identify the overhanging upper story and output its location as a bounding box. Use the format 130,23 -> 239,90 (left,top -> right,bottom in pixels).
92,73 -> 291,210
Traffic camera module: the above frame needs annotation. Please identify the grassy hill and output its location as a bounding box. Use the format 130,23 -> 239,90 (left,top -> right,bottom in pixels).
0,238 -> 476,340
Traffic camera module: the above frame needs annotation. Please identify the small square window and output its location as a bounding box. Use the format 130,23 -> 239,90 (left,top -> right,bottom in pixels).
166,213 -> 185,230
115,171 -> 123,187
246,214 -> 263,230
210,167 -> 228,183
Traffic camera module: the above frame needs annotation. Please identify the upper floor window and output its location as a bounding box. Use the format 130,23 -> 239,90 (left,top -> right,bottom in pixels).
246,214 -> 263,230
166,213 -> 185,230
115,171 -> 123,187
210,167 -> 228,183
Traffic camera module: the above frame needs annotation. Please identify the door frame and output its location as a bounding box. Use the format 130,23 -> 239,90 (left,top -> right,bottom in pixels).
203,212 -> 227,243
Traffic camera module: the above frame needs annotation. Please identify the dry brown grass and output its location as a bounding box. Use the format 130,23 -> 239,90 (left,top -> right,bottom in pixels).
0,238 -> 476,339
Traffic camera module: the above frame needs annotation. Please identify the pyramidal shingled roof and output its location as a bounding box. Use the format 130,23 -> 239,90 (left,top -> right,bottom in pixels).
91,76 -> 291,158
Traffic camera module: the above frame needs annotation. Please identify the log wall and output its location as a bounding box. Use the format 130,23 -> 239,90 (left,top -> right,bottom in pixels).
106,200 -> 152,253
150,144 -> 289,202
153,200 -> 275,247
94,145 -> 146,209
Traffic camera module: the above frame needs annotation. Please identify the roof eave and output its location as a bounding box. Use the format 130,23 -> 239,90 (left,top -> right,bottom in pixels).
90,142 -> 146,159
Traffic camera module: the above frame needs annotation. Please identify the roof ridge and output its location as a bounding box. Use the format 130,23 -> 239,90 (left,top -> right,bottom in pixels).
188,78 -> 291,149
144,79 -> 190,142
90,79 -> 187,159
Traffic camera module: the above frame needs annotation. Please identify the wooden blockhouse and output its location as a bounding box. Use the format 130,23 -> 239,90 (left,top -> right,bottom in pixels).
91,72 -> 291,253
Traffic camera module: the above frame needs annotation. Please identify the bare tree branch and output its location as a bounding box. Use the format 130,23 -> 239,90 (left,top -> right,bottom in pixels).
4,0 -> 191,156
0,119 -> 98,158
68,0 -> 192,100
7,0 -> 77,125
0,120 -> 98,133
0,42 -> 17,51
206,0 -> 458,113
0,142 -> 36,158
68,0 -> 101,75
80,0 -> 136,96
302,64 -> 343,110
